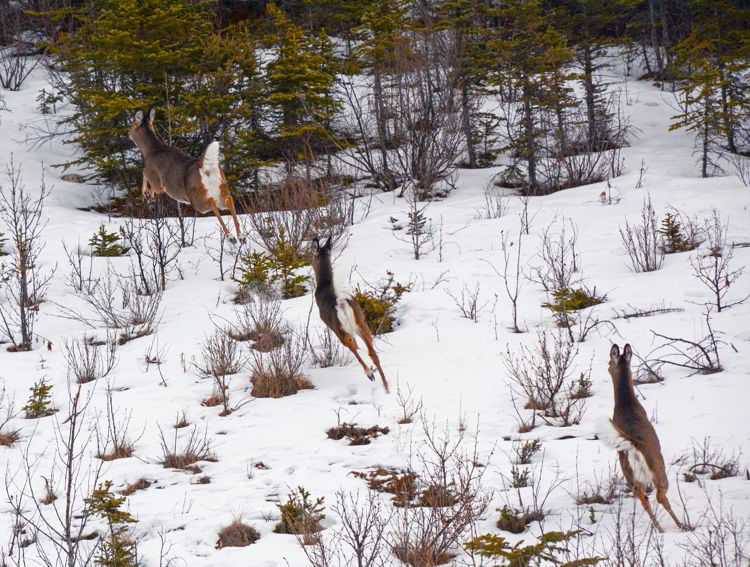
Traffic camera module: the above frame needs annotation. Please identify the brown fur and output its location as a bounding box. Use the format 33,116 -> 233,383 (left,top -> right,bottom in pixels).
129,108 -> 242,240
311,237 -> 389,392
608,343 -> 686,532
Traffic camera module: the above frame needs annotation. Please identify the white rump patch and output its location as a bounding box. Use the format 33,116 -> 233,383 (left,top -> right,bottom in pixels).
596,417 -> 654,486
199,141 -> 223,207
332,269 -> 357,338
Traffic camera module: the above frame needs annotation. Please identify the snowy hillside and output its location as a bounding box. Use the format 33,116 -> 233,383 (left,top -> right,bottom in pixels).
1,68 -> 749,567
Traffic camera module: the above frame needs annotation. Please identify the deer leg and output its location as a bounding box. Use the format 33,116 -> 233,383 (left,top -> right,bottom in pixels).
208,198 -> 233,240
361,333 -> 388,393
656,489 -> 687,530
635,486 -> 663,533
340,333 -> 376,383
225,193 -> 243,241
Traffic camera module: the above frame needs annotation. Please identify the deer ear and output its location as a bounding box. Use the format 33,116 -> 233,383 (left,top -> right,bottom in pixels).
134,109 -> 144,125
148,107 -> 156,123
312,237 -> 320,251
323,237 -> 332,251
622,344 -> 633,365
609,344 -> 620,365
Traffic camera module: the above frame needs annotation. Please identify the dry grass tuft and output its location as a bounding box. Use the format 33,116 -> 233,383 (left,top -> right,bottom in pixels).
98,443 -> 135,461
158,426 -> 217,472
351,467 -> 418,507
216,519 -> 260,549
250,332 -> 313,398
326,422 -> 390,446
391,543 -> 455,567
121,478 -> 152,496
0,428 -> 21,447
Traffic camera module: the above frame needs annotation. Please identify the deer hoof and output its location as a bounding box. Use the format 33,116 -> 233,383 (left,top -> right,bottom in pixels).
366,368 -> 376,381
228,236 -> 238,244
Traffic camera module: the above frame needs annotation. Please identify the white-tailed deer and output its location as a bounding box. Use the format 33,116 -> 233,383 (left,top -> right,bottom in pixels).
311,237 -> 389,392
597,343 -> 686,532
128,107 -> 242,241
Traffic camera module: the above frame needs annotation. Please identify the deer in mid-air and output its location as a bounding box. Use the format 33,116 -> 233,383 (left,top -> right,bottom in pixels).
312,237 -> 389,392
128,107 -> 242,241
597,343 -> 687,532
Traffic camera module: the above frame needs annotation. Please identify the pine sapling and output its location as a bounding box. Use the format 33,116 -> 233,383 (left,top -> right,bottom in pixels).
85,481 -> 138,567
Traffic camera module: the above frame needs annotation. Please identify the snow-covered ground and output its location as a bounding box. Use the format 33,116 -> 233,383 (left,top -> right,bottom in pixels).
1,68 -> 749,566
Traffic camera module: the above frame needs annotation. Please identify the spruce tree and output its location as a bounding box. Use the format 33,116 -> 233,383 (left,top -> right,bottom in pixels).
671,0 -> 750,169
264,5 -> 339,170
482,0 -> 575,193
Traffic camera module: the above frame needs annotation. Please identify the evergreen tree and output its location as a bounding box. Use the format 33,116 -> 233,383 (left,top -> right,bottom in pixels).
671,1 -> 750,176
264,4 -> 339,169
354,0 -> 411,190
53,0 -> 266,195
436,0 -> 486,167
482,0 -> 575,193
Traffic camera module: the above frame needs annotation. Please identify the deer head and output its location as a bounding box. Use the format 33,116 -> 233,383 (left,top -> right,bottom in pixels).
311,237 -> 332,282
608,343 -> 633,382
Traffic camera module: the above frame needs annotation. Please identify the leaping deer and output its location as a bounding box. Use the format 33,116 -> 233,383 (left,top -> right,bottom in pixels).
311,237 -> 389,392
128,107 -> 243,241
597,343 -> 687,532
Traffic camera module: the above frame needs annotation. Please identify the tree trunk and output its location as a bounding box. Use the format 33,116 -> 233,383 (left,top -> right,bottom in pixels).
373,68 -> 394,190
649,0 -> 664,77
522,84 -> 537,192
718,63 -> 737,154
582,44 -> 598,149
461,81 -> 477,167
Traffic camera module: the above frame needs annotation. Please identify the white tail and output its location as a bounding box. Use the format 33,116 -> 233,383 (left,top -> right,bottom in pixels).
199,141 -> 222,204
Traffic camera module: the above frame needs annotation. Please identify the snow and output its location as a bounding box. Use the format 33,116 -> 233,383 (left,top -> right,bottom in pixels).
1,67 -> 749,566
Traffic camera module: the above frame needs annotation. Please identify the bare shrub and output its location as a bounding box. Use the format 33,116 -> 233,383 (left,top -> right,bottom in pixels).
599,497 -> 669,567
309,327 -> 351,368
502,329 -> 590,426
248,175 -> 351,258
395,383 -> 423,425
575,464 -> 623,505
388,419 -> 490,566
444,282 -> 487,323
57,262 -> 162,344
387,30 -> 465,200
620,194 -> 664,273
158,425 -> 217,472
485,224 -> 525,333
62,241 -> 97,295
226,292 -> 287,351
0,160 -> 55,351
197,329 -> 244,378
250,331 -> 312,398
475,180 -> 509,220
5,386 -> 104,567
0,385 -> 21,447
120,215 -> 183,294
728,152 -> 750,187
63,335 -> 118,384
216,517 -> 260,549
648,308 -> 724,375
679,493 -> 749,567
96,384 -> 137,462
683,437 -> 741,481
0,9 -> 40,91
527,218 -> 579,294
690,210 -> 748,312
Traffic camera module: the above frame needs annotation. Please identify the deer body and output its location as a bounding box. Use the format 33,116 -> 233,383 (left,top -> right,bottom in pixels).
312,238 -> 389,392
598,344 -> 685,532
129,108 -> 242,240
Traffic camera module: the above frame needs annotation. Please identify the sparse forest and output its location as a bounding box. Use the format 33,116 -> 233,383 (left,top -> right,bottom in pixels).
0,0 -> 749,566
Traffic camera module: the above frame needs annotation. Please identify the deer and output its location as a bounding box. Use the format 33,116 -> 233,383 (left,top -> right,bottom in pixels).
128,107 -> 242,241
597,343 -> 687,532
311,237 -> 389,393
